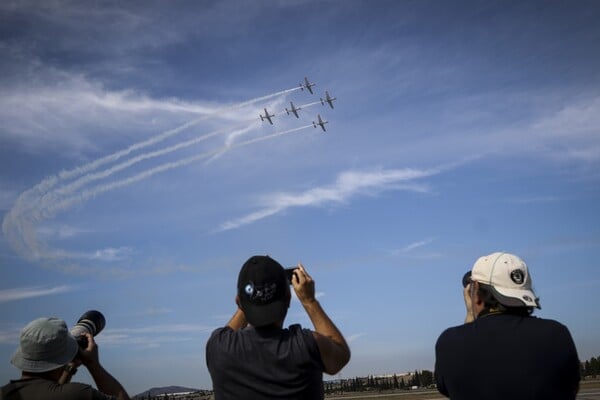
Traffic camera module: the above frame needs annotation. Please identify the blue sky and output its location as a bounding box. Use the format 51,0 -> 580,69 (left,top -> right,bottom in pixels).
1,0 -> 599,395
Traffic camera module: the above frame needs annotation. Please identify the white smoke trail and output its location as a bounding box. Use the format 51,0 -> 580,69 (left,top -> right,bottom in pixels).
2,87 -> 301,261
26,87 -> 301,199
45,121 -> 258,204
2,123 -> 313,262
45,124 -> 314,217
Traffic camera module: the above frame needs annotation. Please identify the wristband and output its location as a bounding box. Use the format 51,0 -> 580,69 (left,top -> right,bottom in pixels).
64,364 -> 78,376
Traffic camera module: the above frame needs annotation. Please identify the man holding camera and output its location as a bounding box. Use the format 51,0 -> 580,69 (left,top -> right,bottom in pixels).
434,252 -> 580,399
1,317 -> 130,400
206,255 -> 351,399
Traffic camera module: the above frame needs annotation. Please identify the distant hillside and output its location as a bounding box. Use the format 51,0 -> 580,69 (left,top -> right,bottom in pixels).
133,385 -> 202,398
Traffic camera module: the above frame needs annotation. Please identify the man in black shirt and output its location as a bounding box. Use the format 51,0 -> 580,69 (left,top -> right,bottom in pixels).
206,255 -> 351,399
435,252 -> 580,400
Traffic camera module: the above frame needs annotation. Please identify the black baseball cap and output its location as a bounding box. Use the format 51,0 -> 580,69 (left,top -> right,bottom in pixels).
237,255 -> 291,327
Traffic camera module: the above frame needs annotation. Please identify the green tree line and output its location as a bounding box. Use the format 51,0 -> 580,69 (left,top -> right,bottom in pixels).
324,369 -> 435,394
581,355 -> 600,377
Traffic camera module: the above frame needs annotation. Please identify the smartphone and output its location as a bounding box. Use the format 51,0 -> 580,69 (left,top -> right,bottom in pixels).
284,268 -> 296,284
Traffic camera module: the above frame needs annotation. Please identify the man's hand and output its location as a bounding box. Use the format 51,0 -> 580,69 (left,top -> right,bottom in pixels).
291,263 -> 351,375
75,333 -> 100,367
226,307 -> 248,330
290,263 -> 316,306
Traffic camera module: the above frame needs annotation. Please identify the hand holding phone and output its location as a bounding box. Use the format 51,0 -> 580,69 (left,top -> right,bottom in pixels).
285,268 -> 297,284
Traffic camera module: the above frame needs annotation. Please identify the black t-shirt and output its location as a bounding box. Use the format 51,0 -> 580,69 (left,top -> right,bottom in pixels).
206,324 -> 325,400
435,312 -> 580,400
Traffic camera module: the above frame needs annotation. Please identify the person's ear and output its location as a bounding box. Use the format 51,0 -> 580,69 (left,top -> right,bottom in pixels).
235,295 -> 241,308
471,281 -> 483,305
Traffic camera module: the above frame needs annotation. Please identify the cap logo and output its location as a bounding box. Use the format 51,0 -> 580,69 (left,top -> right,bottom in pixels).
243,281 -> 278,303
523,295 -> 533,302
510,269 -> 525,285
244,283 -> 254,297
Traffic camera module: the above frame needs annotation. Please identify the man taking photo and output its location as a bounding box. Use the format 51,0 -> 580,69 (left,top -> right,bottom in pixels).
206,255 -> 351,399
1,317 -> 130,400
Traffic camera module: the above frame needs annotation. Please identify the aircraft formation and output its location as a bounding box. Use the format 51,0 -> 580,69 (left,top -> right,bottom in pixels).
259,77 -> 336,132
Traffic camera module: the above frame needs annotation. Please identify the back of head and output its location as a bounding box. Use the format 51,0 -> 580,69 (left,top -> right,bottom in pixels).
470,252 -> 540,310
237,255 -> 291,327
11,317 -> 79,373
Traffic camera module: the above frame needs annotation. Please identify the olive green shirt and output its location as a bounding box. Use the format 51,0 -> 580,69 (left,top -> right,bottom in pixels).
1,377 -> 116,400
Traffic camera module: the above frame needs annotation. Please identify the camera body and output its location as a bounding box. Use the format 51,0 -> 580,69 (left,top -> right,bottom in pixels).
462,271 -> 472,288
71,310 -> 106,348
284,268 -> 296,284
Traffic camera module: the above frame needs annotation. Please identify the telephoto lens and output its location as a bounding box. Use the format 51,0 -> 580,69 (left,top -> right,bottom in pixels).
71,310 -> 106,348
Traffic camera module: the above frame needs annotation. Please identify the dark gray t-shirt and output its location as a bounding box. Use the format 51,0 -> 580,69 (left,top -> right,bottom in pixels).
206,324 -> 325,400
1,377 -> 116,400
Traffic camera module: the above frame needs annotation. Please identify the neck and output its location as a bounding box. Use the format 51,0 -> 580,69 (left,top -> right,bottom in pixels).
21,369 -> 62,382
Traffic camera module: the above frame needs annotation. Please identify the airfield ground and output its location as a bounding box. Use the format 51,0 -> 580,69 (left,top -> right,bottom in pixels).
324,379 -> 600,400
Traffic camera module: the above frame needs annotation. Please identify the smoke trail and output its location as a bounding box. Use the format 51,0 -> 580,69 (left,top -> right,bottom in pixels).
45,124 -> 314,217
2,124 -> 312,262
2,87 -> 299,260
45,121 -> 258,204
27,87 -> 301,199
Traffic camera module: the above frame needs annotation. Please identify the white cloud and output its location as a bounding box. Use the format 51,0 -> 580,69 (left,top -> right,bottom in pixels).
0,327 -> 20,345
99,324 -> 213,347
347,333 -> 366,344
506,195 -> 560,204
0,189 -> 17,211
37,224 -> 93,239
217,167 -> 439,232
0,285 -> 75,303
0,73 -> 221,153
398,238 -> 436,253
143,307 -> 172,316
90,246 -> 134,261
529,96 -> 600,163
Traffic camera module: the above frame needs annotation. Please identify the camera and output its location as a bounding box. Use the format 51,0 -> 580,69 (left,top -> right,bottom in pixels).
71,310 -> 106,348
462,271 -> 472,288
284,268 -> 296,284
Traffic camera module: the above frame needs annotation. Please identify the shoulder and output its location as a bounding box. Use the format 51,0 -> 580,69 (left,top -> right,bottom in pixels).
206,326 -> 236,349
207,326 -> 234,340
64,383 -> 118,400
287,323 -> 307,335
288,324 -> 317,342
436,323 -> 469,345
286,324 -> 320,349
524,316 -> 575,338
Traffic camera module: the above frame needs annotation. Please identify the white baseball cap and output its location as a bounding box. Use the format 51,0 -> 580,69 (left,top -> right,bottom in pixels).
471,252 -> 540,308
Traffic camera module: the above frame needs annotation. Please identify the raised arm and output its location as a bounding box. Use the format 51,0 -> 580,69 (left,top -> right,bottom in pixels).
77,333 -> 131,400
292,263 -> 351,375
226,306 -> 248,330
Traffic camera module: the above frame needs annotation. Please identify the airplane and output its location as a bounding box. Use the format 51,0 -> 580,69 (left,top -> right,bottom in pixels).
320,91 -> 337,109
285,101 -> 302,118
299,76 -> 316,94
259,108 -> 274,125
312,114 -> 328,132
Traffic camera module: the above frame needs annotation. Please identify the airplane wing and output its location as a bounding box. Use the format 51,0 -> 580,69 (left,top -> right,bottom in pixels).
300,76 -> 315,94
285,102 -> 301,118
321,91 -> 336,109
312,114 -> 328,132
260,108 -> 274,125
